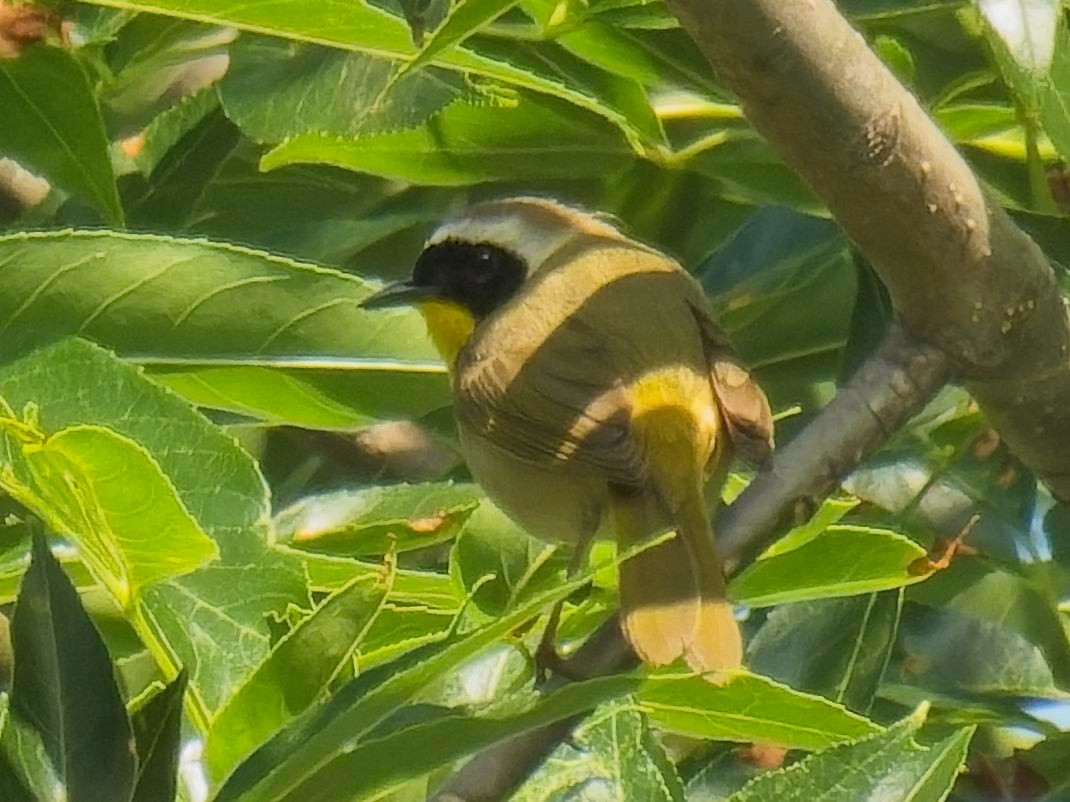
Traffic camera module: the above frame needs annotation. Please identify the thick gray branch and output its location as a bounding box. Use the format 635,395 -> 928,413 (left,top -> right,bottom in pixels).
665,0 -> 1070,497
719,325 -> 949,574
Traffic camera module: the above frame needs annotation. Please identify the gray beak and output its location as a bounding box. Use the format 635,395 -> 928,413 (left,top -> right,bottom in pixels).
360,281 -> 435,310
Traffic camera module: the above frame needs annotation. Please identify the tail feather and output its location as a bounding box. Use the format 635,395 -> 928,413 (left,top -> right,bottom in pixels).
614,490 -> 742,677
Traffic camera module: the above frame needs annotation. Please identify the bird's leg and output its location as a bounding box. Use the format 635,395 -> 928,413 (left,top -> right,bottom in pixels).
535,533 -> 595,681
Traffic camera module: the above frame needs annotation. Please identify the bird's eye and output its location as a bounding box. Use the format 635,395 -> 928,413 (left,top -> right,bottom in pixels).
468,247 -> 497,284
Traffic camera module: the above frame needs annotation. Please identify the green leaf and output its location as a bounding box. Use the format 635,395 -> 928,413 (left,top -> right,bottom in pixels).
760,496 -> 859,558
913,563 -> 1070,688
283,547 -> 461,607
746,591 -> 903,713
131,672 -> 187,802
187,154 -> 450,265
889,594 -> 1070,701
977,0 -> 1059,74
9,535 -> 136,802
206,570 -> 393,780
0,421 -> 219,608
638,671 -> 879,751
485,699 -> 688,802
75,0 -> 660,144
102,15 -> 233,130
355,605 -> 457,668
722,706 -> 973,802
698,207 -> 856,399
688,137 -> 823,214
0,229 -> 449,429
262,93 -> 635,186
122,109 -> 242,230
1040,26 -> 1070,161
273,678 -> 646,802
399,0 -> 521,81
0,339 -> 309,726
840,0 -> 966,19
220,36 -> 465,144
122,88 -> 221,177
450,501 -> 568,618
520,0 -> 715,93
215,559 -> 617,802
0,693 -> 61,802
730,526 -> 931,608
274,483 -> 482,556
0,46 -> 122,224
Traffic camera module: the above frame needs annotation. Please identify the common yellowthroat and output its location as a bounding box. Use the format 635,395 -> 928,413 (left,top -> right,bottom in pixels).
362,197 -> 772,674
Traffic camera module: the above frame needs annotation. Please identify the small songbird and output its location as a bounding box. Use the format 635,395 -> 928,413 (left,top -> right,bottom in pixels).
362,197 -> 772,674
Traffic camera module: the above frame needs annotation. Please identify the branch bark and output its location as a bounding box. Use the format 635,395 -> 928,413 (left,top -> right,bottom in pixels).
664,0 -> 1070,498
432,324 -> 949,802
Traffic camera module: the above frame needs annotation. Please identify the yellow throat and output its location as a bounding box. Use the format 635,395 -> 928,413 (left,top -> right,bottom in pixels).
419,300 -> 476,368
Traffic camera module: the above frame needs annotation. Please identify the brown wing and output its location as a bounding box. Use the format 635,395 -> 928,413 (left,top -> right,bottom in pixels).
689,300 -> 774,466
454,310 -> 648,488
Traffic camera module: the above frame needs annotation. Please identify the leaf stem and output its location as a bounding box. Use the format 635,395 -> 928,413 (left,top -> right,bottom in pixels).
480,22 -> 546,40
1022,109 -> 1056,214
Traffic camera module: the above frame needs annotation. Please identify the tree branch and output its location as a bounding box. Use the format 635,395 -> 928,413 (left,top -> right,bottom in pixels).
431,324 -> 949,802
719,325 -> 949,575
664,0 -> 1070,498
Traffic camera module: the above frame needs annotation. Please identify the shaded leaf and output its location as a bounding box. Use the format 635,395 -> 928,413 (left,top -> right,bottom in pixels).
0,692 -> 58,802
123,109 -> 241,229
0,46 -> 122,224
131,672 -> 187,802
450,501 -> 568,618
697,206 -> 856,413
9,536 -> 135,802
187,154 -> 450,265
746,591 -> 903,713
125,89 -> 221,176
889,596 -> 1070,700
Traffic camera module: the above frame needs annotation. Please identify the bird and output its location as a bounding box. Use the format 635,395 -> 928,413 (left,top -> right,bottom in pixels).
361,196 -> 773,675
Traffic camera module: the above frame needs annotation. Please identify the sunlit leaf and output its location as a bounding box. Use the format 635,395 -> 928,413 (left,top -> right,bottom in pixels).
639,671 -> 878,750
0,230 -> 449,429
731,526 -> 931,607
722,706 -> 973,802
0,421 -> 218,608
